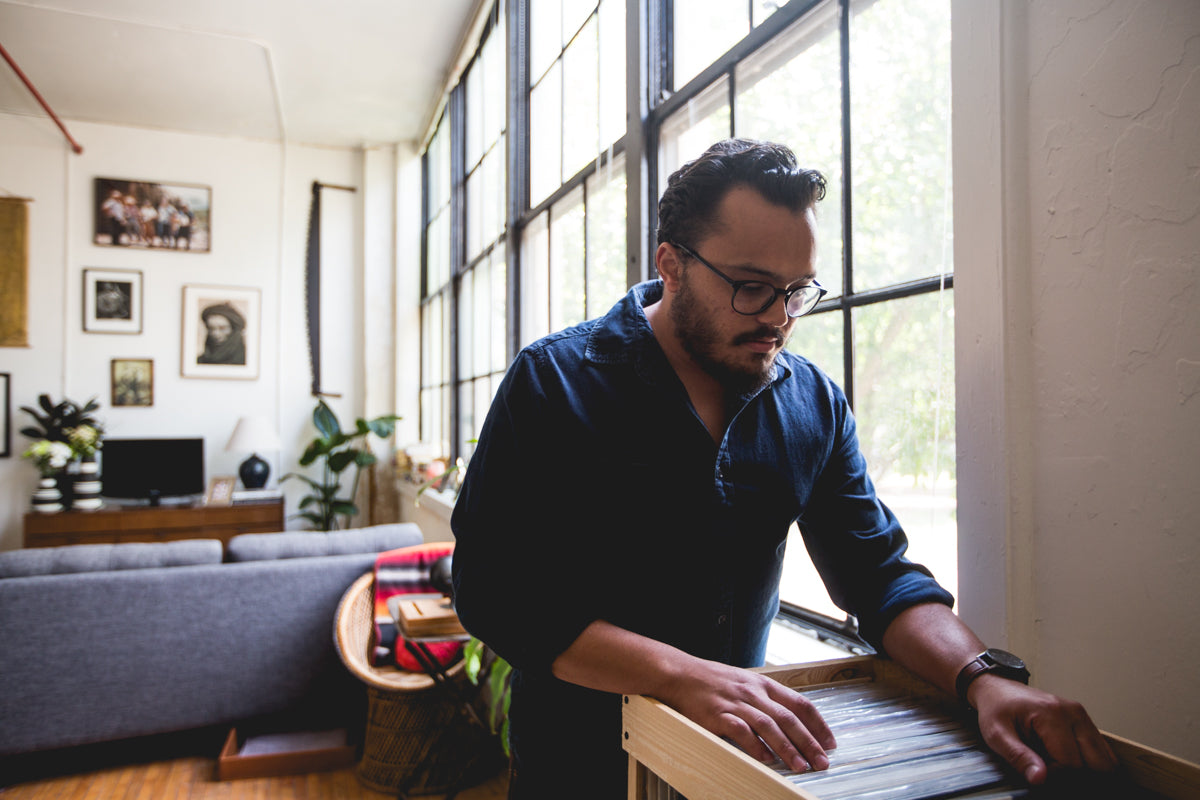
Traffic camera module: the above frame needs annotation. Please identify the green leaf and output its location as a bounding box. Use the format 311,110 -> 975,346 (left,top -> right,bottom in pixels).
353,450 -> 378,467
463,638 -> 484,684
327,449 -> 359,473
365,415 -> 400,437
331,501 -> 358,516
313,400 -> 341,439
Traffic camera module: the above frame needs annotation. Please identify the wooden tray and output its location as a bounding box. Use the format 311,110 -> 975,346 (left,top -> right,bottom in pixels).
622,655 -> 1200,800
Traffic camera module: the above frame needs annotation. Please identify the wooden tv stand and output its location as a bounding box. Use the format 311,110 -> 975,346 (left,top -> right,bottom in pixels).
23,499 -> 285,549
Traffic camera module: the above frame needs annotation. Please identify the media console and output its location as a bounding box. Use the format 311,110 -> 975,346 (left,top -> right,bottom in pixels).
23,499 -> 285,550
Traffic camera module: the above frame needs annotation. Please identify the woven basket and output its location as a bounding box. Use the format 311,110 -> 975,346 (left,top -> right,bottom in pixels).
334,572 -> 473,795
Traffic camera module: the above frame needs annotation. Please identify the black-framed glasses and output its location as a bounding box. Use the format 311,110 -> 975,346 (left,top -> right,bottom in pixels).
672,242 -> 827,318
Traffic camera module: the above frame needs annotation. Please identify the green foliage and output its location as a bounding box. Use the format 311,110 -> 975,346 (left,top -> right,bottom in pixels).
283,399 -> 400,531
19,394 -> 104,443
463,637 -> 512,757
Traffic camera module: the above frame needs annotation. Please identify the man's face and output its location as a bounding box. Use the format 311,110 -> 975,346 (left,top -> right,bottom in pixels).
205,314 -> 233,343
667,186 -> 818,395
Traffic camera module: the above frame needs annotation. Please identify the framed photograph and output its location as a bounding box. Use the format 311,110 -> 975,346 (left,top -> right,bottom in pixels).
181,284 -> 261,380
111,359 -> 153,407
0,372 -> 10,458
93,177 -> 211,252
206,476 -> 236,506
83,268 -> 143,334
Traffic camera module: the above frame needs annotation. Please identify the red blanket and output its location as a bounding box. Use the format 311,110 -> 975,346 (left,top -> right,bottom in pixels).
371,542 -> 463,672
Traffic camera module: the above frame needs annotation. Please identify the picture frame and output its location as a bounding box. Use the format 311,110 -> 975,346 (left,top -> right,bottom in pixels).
93,177 -> 211,252
206,475 -> 236,506
111,359 -> 153,407
181,285 -> 261,380
83,268 -> 143,334
0,372 -> 10,458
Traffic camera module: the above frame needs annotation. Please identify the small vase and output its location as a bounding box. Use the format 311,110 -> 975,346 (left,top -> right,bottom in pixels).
32,476 -> 63,513
72,457 -> 103,511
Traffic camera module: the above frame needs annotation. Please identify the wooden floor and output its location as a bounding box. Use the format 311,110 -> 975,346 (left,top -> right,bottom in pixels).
0,759 -> 509,799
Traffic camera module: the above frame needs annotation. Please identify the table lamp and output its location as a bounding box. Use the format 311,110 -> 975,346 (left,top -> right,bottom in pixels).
225,415 -> 282,490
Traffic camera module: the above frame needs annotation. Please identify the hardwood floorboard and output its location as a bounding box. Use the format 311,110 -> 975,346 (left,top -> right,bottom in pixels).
1,757 -> 509,800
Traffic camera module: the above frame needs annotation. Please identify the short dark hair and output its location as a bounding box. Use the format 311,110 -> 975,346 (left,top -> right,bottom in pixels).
656,138 -> 826,247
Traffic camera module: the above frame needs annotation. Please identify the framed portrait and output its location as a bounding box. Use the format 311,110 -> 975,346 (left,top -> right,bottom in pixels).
206,476 -> 236,506
0,372 -> 10,458
181,284 -> 261,380
83,268 -> 143,334
93,177 -> 211,253
111,359 -> 153,407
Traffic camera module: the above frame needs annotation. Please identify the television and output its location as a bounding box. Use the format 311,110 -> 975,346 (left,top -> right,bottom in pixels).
100,437 -> 206,505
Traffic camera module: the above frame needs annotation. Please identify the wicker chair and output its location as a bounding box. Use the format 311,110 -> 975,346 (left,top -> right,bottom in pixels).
334,572 -> 471,795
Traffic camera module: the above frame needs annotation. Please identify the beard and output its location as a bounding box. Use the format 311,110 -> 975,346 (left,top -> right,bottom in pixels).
668,272 -> 785,396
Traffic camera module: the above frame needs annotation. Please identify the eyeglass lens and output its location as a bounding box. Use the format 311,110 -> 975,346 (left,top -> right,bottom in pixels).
734,284 -> 822,317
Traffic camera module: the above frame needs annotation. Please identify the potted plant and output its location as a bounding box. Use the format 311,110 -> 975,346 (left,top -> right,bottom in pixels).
20,395 -> 106,507
284,399 -> 400,530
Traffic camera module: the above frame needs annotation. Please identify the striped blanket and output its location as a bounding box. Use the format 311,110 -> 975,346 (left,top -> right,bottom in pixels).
371,542 -> 463,672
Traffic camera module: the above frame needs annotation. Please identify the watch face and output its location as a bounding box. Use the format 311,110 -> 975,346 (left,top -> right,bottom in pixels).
988,648 -> 1025,669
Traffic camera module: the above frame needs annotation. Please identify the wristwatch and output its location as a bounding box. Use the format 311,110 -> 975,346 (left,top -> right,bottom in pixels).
955,648 -> 1030,707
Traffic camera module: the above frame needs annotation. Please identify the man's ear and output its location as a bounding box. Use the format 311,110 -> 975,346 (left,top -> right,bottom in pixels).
656,242 -> 684,291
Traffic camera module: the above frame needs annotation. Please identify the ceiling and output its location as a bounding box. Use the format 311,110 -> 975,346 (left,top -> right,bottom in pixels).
0,0 -> 481,149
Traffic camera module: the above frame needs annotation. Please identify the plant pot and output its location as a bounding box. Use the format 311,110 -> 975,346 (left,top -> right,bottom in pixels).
32,476 -> 63,513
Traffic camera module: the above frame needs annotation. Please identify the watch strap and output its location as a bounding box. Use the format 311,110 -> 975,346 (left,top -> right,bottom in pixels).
955,655 -> 993,707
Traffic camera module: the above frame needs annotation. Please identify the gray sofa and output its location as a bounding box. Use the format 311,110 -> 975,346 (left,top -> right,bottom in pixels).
0,523 -> 424,757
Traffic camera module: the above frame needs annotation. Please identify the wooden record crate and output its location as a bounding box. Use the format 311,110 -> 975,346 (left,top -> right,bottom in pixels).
622,655 -> 1200,800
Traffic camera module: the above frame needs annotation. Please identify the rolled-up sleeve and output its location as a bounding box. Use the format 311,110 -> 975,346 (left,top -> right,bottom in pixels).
795,395 -> 955,650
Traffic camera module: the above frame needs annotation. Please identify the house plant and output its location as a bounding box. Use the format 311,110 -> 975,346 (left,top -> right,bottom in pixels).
284,399 -> 400,530
20,394 -> 106,508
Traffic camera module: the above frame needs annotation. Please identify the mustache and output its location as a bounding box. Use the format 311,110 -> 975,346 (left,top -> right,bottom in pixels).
732,327 -> 785,346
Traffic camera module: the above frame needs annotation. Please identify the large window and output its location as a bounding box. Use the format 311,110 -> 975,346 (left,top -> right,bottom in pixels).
420,0 -> 954,636
657,0 -> 955,627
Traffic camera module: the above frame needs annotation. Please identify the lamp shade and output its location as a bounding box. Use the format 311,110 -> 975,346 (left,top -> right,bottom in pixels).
225,415 -> 282,454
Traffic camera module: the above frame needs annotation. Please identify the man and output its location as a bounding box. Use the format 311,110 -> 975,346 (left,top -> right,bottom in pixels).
198,302 -> 246,365
451,139 -> 1116,798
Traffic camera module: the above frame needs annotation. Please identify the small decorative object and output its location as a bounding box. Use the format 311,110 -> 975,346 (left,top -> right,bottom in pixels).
93,177 -> 211,252
111,358 -> 153,407
225,415 -> 281,490
180,285 -> 261,380
22,440 -> 72,513
83,268 -> 143,334
283,399 -> 399,531
206,476 -> 236,506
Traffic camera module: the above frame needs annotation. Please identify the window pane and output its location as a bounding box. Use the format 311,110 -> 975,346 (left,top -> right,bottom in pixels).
472,259 -> 490,379
530,62 -> 563,205
850,0 -> 952,290
673,0 -> 749,90
786,308 -> 844,389
550,187 -> 586,330
853,291 -> 957,598
658,76 -> 731,187
491,253 -> 508,372
458,268 -> 475,379
585,156 -> 627,318
530,0 -> 562,82
520,210 -> 551,347
598,0 -> 626,150
562,0 -> 595,42
736,2 -> 843,300
562,15 -> 600,182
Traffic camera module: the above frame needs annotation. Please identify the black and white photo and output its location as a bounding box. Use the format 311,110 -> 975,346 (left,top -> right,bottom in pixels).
83,268 -> 143,334
181,285 -> 260,379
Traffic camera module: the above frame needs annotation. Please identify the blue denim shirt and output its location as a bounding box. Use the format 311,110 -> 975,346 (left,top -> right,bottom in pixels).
451,281 -> 953,797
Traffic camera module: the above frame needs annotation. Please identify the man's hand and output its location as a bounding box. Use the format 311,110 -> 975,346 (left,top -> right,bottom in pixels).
969,674 -> 1118,785
655,659 -> 836,774
550,620 -> 834,774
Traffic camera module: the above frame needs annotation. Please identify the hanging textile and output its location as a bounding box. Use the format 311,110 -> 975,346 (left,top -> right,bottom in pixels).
0,196 -> 30,347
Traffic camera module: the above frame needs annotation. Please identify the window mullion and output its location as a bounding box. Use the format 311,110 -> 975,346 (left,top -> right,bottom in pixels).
838,0 -> 854,408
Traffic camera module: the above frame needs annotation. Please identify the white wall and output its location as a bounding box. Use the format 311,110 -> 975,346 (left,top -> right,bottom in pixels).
955,0 -> 1200,762
0,115 -> 400,546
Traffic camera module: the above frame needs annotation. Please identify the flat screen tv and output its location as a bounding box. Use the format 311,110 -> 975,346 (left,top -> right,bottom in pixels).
100,437 -> 205,505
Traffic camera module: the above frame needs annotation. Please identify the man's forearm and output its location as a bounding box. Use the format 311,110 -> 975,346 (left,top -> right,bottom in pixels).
551,619 -> 689,698
879,602 -> 985,695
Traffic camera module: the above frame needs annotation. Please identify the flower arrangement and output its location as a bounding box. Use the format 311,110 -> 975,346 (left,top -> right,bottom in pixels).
20,394 -> 105,460
22,440 -> 74,477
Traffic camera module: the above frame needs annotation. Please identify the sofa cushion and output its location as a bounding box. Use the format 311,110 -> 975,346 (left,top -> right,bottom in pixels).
0,539 -> 223,578
225,522 -> 424,562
